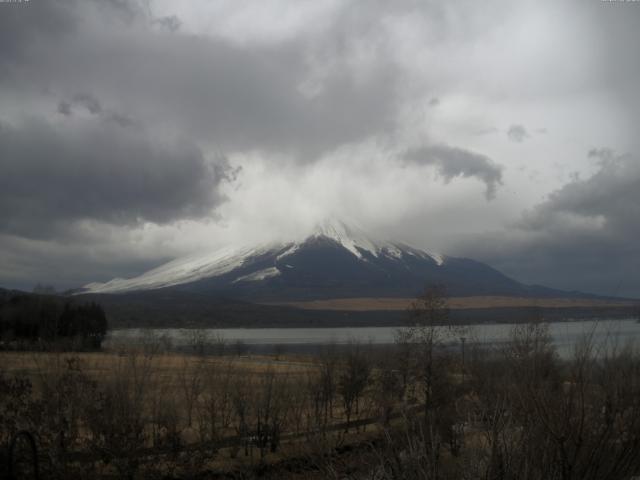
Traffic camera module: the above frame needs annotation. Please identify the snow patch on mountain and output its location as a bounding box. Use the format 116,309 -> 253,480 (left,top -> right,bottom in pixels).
83,243 -> 281,294
429,253 -> 445,266
276,244 -> 300,261
233,267 -> 281,283
312,219 -> 380,259
311,219 -> 444,265
381,244 -> 403,259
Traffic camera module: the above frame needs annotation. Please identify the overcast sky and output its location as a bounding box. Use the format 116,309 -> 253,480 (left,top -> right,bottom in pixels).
1,0 -> 639,297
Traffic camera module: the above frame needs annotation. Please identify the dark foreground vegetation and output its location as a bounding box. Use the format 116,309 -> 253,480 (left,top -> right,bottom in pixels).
2,287 -> 640,479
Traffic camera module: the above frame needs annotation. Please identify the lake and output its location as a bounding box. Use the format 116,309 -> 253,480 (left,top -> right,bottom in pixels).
106,318 -> 640,357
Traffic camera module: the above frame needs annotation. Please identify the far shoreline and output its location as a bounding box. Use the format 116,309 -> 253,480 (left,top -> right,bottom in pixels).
265,295 -> 640,311
106,305 -> 638,329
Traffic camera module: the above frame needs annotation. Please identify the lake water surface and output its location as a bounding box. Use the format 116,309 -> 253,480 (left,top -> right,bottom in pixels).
106,318 -> 640,357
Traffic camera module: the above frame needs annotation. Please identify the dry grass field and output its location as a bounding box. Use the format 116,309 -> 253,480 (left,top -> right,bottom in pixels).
0,350 -> 315,379
0,346 -> 396,478
4,319 -> 640,479
268,295 -> 638,311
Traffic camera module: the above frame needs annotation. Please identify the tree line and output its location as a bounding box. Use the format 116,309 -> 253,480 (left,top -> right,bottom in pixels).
0,292 -> 108,349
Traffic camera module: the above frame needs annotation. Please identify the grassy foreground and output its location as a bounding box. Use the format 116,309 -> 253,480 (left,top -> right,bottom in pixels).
3,320 -> 640,479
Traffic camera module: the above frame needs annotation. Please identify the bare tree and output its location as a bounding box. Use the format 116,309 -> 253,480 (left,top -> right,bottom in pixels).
390,285 -> 463,477
197,359 -> 235,443
375,359 -> 402,425
393,327 -> 416,402
179,355 -> 205,429
252,369 -> 291,456
306,343 -> 339,433
185,328 -> 210,356
338,342 -> 371,431
210,331 -> 227,356
84,351 -> 157,479
231,373 -> 253,457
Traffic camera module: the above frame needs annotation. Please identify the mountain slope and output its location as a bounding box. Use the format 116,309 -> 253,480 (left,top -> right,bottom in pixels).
81,220 -> 571,300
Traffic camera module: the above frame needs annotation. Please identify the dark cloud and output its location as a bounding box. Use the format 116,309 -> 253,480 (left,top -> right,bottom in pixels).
72,93 -> 102,114
88,35 -> 397,159
517,149 -> 639,239
92,0 -> 146,24
587,147 -> 616,165
57,92 -> 136,126
57,101 -> 72,116
456,150 -> 640,297
0,0 -> 405,289
57,93 -> 103,116
0,116 -> 230,239
104,112 -> 136,128
405,145 -> 504,200
0,0 -> 75,74
153,15 -> 181,32
0,0 -> 146,74
507,124 -> 529,143
1,0 -> 400,160
0,232 -> 170,292
1,0 -> 639,296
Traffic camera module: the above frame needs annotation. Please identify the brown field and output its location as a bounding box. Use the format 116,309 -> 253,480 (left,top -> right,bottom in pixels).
0,348 -> 379,477
4,325 -> 640,479
267,295 -> 638,311
0,350 -> 315,379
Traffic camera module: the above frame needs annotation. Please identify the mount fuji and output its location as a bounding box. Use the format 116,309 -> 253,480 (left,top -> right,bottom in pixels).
81,219 -> 563,301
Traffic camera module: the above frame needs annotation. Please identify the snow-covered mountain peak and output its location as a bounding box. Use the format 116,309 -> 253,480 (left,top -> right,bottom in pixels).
309,218 -> 381,259
80,220 -> 446,295
307,218 -> 444,264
